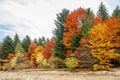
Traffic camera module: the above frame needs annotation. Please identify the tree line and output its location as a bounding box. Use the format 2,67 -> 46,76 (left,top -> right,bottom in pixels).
0,2 -> 120,70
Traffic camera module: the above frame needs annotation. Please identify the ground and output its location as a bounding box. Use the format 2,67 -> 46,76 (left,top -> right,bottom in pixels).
0,68 -> 120,80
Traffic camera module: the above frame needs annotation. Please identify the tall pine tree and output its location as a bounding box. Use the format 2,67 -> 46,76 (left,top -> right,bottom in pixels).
34,38 -> 39,45
81,8 -> 94,38
38,37 -> 46,47
0,45 -> 2,59
22,35 -> 31,52
97,2 -> 109,21
53,9 -> 69,58
13,33 -> 20,53
112,6 -> 120,18
2,36 -> 14,59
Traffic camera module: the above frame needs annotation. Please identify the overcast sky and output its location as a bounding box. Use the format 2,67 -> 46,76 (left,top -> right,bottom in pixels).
0,0 -> 120,42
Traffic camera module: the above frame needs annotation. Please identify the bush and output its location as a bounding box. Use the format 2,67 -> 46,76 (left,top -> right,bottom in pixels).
75,47 -> 95,68
0,65 -> 3,70
10,57 -> 18,69
15,61 -> 31,70
111,54 -> 120,67
10,52 -> 24,69
65,54 -> 79,69
93,64 -> 110,71
40,59 -> 51,69
48,57 -> 64,69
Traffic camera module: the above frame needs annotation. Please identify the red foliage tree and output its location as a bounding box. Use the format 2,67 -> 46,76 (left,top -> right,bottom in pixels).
43,38 -> 55,60
63,8 -> 86,55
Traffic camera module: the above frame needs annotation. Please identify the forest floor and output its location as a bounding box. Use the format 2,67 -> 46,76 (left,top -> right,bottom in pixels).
0,68 -> 120,80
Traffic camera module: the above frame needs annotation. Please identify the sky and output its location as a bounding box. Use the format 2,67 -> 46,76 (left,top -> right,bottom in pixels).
0,0 -> 120,42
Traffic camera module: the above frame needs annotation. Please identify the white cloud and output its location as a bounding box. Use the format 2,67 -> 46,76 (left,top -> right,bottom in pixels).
0,0 -> 55,40
0,0 -> 119,41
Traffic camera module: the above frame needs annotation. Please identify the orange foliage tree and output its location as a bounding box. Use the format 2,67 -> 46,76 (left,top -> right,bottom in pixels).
7,53 -> 15,60
27,42 -> 37,60
63,8 -> 86,55
94,16 -> 103,25
105,17 -> 120,51
43,38 -> 55,60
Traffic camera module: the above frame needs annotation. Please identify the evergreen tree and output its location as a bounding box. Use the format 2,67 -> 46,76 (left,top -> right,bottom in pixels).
81,8 -> 94,38
34,38 -> 39,45
15,42 -> 25,53
22,35 -> 31,52
38,37 -> 46,47
13,33 -> 20,53
14,33 -> 20,43
38,38 -> 42,46
86,8 -> 94,22
2,36 -> 14,59
97,2 -> 109,21
53,9 -> 69,58
112,6 -> 120,18
81,18 -> 93,38
0,45 -> 2,59
71,34 -> 81,51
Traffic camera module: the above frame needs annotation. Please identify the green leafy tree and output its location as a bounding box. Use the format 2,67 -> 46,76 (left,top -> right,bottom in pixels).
2,36 -> 14,59
97,2 -> 109,21
53,9 -> 69,58
112,6 -> 120,18
22,35 -> 31,52
15,42 -> 25,53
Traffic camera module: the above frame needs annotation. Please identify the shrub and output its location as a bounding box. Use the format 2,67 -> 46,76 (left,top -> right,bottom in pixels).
10,52 -> 24,69
75,47 -> 95,68
40,59 -> 51,68
65,54 -> 79,69
0,65 -> 3,70
10,57 -> 18,69
15,61 -> 31,70
48,57 -> 64,68
2,63 -> 11,71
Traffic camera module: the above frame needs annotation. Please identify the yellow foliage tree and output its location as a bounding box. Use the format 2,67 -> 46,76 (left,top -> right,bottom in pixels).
31,46 -> 44,67
10,51 -> 24,69
88,24 -> 116,70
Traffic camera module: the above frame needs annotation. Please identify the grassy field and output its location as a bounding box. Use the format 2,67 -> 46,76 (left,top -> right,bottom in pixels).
0,68 -> 120,80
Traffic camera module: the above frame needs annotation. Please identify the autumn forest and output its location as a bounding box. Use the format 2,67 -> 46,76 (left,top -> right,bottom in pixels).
0,2 -> 120,71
